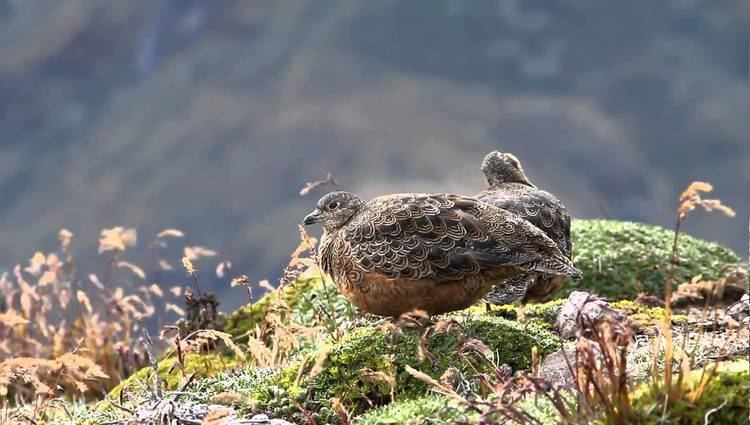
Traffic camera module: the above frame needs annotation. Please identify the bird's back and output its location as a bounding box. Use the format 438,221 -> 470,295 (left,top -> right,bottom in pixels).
477,183 -> 571,257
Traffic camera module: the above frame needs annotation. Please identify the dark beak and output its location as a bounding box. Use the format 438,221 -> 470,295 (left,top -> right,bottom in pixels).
303,209 -> 322,225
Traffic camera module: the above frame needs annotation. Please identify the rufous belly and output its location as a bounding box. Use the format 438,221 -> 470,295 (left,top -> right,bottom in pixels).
337,269 -> 520,317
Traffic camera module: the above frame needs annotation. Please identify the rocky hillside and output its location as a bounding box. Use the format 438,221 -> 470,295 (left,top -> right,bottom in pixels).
0,0 -> 747,311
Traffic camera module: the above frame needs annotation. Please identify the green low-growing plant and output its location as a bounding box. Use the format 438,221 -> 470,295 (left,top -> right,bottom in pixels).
108,352 -> 239,397
568,219 -> 739,299
225,277 -> 356,341
481,297 -> 687,332
248,314 -> 559,422
631,360 -> 750,424
353,395 -> 472,425
609,299 -> 688,329
479,299 -> 567,328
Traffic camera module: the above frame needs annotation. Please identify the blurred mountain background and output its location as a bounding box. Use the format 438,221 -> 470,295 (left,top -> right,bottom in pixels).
1,0 -> 747,312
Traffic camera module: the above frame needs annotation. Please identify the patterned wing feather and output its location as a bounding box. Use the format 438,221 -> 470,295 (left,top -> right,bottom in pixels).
331,194 -> 569,284
477,185 -> 571,257
484,274 -> 533,305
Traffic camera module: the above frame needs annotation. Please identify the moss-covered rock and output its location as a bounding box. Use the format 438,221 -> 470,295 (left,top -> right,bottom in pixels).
108,353 -> 238,397
631,360 -> 750,424
225,277 -> 356,341
353,395 -> 473,425
568,220 -> 739,299
249,315 -> 559,421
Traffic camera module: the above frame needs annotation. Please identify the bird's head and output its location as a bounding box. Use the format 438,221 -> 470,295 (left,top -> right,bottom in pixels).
480,151 -> 533,188
303,191 -> 365,232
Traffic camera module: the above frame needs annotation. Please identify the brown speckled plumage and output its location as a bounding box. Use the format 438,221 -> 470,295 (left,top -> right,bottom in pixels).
476,151 -> 573,305
303,191 -> 580,317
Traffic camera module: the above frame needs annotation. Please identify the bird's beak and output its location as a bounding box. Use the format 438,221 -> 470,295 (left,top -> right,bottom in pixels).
303,209 -> 322,225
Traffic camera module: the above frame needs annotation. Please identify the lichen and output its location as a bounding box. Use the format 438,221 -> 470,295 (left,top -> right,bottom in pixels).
568,220 -> 739,299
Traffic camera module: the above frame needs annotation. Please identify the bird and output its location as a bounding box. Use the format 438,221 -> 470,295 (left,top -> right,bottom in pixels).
476,151 -> 573,305
302,191 -> 581,317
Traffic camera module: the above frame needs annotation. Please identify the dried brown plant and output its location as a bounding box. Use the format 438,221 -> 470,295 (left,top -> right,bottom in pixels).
299,173 -> 339,196
662,181 -> 735,406
0,225 -> 221,409
0,352 -> 109,403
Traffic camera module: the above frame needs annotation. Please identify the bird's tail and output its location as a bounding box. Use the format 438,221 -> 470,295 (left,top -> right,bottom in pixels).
527,256 -> 582,280
483,275 -> 533,306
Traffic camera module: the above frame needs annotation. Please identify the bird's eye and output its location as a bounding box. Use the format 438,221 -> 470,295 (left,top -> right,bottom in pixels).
327,201 -> 340,210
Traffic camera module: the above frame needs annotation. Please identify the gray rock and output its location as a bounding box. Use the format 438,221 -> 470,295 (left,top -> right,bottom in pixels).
539,348 -> 577,386
726,293 -> 750,324
554,291 -> 627,339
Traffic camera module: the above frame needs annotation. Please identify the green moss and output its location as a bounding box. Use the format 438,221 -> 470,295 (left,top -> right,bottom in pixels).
524,299 -> 568,322
482,298 -> 688,336
108,353 -> 238,397
568,220 -> 739,299
610,300 -> 688,329
479,299 -> 566,325
513,392 -> 576,425
353,395 -> 473,425
631,360 -> 750,424
250,315 -> 559,421
225,277 -> 356,341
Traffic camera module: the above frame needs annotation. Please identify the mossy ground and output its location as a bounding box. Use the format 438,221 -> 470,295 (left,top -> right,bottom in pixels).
108,352 -> 238,397
477,298 -> 567,329
350,360 -> 750,425
249,314 -> 560,422
353,395 -> 473,424
479,297 -> 688,333
610,299 -> 688,329
568,220 -> 739,299
631,360 -> 750,424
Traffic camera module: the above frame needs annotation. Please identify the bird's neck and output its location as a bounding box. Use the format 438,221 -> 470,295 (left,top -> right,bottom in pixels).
318,230 -> 334,274
490,178 -> 535,189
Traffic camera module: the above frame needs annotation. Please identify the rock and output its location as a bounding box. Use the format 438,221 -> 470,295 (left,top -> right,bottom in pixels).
248,414 -> 270,423
726,293 -> 750,324
555,291 -> 628,339
538,348 -> 577,387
